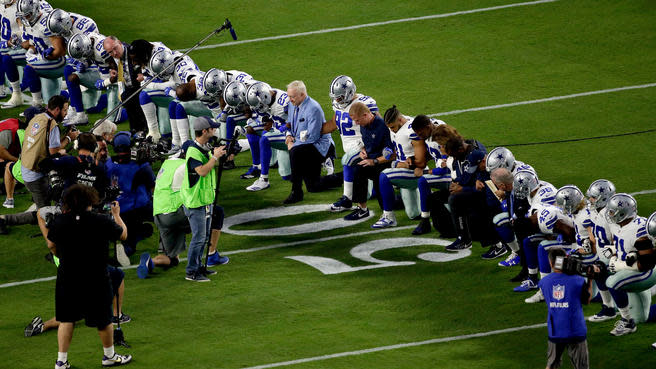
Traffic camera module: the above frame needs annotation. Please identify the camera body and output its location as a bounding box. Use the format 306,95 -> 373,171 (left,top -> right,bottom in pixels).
130,135 -> 170,163
554,254 -> 603,278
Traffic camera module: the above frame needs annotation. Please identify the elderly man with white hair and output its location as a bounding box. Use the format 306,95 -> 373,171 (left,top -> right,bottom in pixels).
282,80 -> 331,204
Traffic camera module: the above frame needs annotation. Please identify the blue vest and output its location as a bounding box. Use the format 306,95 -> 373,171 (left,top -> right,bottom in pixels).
106,161 -> 152,213
539,273 -> 588,343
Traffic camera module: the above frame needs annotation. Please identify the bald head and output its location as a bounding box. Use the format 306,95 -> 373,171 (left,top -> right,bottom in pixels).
103,36 -> 124,59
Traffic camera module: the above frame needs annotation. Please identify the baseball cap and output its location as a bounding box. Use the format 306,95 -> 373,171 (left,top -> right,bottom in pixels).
113,131 -> 132,147
22,106 -> 46,124
192,116 -> 220,131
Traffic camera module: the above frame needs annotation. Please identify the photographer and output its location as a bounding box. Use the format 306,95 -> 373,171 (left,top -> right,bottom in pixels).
0,96 -> 78,234
47,184 -> 131,368
105,132 -> 156,265
182,117 -> 227,282
538,248 -> 592,369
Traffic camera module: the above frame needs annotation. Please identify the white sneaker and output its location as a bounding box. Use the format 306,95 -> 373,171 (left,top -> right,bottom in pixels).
524,290 -> 544,303
115,243 -> 131,267
55,360 -> 71,369
246,177 -> 270,191
25,203 -> 37,212
3,198 -> 14,209
610,318 -> 637,336
371,213 -> 397,228
101,353 -> 132,367
1,93 -> 24,109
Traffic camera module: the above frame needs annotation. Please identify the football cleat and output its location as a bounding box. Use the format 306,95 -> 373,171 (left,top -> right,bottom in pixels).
513,278 -> 538,292
1,93 -> 25,109
498,251 -> 520,267
101,353 -> 132,367
115,243 -> 131,267
240,166 -> 261,179
524,289 -> 544,303
371,213 -> 397,228
330,196 -> 353,212
481,242 -> 508,260
136,253 -> 152,279
246,177 -> 270,191
610,318 -> 637,336
0,85 -> 6,98
322,157 -> 334,176
344,207 -> 370,221
24,316 -> 44,337
588,305 -> 617,322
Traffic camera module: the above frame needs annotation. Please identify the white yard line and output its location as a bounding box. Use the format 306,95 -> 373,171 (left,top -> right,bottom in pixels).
243,323 -> 548,369
183,0 -> 559,51
431,83 -> 656,116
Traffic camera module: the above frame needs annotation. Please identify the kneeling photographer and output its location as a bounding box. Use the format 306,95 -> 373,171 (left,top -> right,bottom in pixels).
538,248 -> 593,369
105,132 -> 156,265
37,133 -> 110,258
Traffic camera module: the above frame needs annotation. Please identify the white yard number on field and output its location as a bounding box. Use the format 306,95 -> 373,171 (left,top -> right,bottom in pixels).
286,238 -> 470,275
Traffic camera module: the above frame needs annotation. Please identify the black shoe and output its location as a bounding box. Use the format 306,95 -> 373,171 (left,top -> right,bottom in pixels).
481,243 -> 508,260
0,217 -> 7,235
445,238 -> 472,251
344,207 -> 370,221
510,270 -> 528,282
283,191 -> 303,204
412,217 -> 432,235
199,266 -> 217,276
223,160 -> 236,170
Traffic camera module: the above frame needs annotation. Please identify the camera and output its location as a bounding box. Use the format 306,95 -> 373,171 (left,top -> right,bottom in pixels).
130,135 -> 171,163
101,185 -> 121,213
48,169 -> 65,203
209,136 -> 241,157
554,254 -> 603,278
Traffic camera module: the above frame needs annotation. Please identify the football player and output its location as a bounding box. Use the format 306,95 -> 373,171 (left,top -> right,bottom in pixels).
46,9 -> 100,124
585,179 -> 619,323
601,194 -> 655,336
645,212 -> 656,349
327,75 -> 379,212
408,115 -> 451,235
370,105 -> 428,228
0,0 -> 52,108
244,81 -> 291,191
485,147 -> 537,266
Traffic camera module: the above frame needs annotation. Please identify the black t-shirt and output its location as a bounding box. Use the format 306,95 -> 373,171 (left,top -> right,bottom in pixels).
48,212 -> 123,287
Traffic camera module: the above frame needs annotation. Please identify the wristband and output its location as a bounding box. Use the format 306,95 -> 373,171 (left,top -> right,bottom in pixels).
212,155 -> 219,161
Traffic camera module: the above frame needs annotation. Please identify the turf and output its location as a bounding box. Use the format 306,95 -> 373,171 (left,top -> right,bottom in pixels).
1,0 -> 656,368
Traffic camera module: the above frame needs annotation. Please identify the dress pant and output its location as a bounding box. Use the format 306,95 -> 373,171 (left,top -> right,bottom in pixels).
351,161 -> 390,209
289,143 -> 324,194
121,87 -> 147,132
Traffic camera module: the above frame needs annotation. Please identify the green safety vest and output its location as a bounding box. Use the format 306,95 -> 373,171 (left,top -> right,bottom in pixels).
12,129 -> 25,184
153,158 -> 185,216
181,145 -> 216,209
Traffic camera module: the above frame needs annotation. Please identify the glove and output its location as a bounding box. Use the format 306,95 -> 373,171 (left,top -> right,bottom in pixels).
608,256 -> 618,274
41,47 -> 54,59
382,147 -> 394,160
580,238 -> 592,254
0,41 -> 7,49
164,86 -> 176,98
10,34 -> 21,48
95,79 -> 107,90
601,246 -> 614,259
626,251 -> 638,267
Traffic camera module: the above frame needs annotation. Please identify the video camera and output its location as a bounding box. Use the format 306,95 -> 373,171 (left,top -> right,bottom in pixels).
554,253 -> 604,278
212,136 -> 242,157
101,185 -> 121,213
130,134 -> 171,163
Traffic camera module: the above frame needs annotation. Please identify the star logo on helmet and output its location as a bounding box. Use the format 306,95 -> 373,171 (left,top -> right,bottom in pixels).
599,188 -> 605,193
617,201 -> 623,207
341,83 -> 348,89
518,178 -> 524,184
255,91 -> 261,97
496,153 -> 504,160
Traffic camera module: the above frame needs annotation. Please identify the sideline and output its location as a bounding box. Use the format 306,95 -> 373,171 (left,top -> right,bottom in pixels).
243,323 -> 548,369
182,0 -> 559,51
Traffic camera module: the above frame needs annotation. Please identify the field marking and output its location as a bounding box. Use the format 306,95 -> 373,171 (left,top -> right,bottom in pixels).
0,226 -> 413,289
631,189 -> 656,196
431,82 -> 656,116
243,322 -> 548,369
185,0 -> 559,51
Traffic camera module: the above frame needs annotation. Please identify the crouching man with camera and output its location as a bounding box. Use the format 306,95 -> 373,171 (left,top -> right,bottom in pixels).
538,248 -> 592,369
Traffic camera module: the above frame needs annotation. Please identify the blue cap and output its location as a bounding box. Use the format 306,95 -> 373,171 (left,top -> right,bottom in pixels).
113,131 -> 131,147
192,116 -> 220,130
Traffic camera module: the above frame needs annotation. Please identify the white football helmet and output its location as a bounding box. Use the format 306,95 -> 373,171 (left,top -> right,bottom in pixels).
647,212 -> 656,242
329,75 -> 356,109
223,81 -> 247,108
16,0 -> 41,27
149,49 -> 175,78
555,185 -> 584,215
605,193 -> 637,224
586,179 -> 615,210
66,33 -> 92,60
203,68 -> 228,98
485,147 -> 515,172
0,0 -> 16,5
246,82 -> 273,113
513,170 -> 540,200
46,9 -> 72,37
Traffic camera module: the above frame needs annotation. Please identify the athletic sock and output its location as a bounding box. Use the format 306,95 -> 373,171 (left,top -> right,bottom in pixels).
618,306 -> 632,320
103,346 -> 115,358
600,290 -> 614,308
507,239 -> 520,253
58,352 -> 68,363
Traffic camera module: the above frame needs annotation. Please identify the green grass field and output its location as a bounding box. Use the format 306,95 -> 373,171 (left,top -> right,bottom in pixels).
2,0 -> 656,368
